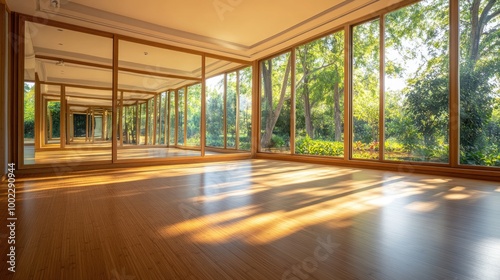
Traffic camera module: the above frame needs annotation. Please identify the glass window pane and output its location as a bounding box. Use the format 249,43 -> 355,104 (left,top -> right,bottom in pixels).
169,92 -> 176,146
24,83 -> 35,150
177,88 -> 185,146
156,93 -> 166,145
227,72 -> 237,148
460,0 -> 500,167
238,67 -> 252,151
139,102 -> 146,145
46,100 -> 61,144
260,53 -> 292,153
123,104 -> 137,145
384,0 -> 449,163
352,20 -> 380,160
187,84 -> 201,147
206,75 -> 225,148
295,31 -> 345,157
147,98 -> 155,145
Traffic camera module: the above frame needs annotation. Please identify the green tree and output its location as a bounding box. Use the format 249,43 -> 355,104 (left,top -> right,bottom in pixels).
296,31 -> 344,142
459,0 -> 500,164
260,53 -> 292,149
24,83 -> 35,138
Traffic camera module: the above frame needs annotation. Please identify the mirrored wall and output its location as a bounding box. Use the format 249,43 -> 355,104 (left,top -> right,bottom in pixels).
23,21 -> 113,165
205,57 -> 252,155
21,18 -> 253,166
116,39 -> 204,160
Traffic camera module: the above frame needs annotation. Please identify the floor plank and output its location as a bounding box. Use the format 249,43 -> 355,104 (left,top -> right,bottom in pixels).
1,160 -> 499,279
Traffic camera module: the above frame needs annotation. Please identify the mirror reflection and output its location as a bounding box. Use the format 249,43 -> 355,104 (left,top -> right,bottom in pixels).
23,21 -> 113,165
22,21 -> 253,166
117,40 -> 203,160
205,57 -> 252,155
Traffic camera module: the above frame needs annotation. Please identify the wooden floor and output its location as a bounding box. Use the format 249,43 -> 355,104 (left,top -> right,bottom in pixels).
1,160 -> 500,279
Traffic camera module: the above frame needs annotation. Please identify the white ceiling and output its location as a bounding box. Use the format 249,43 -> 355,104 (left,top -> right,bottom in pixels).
8,0 -> 403,61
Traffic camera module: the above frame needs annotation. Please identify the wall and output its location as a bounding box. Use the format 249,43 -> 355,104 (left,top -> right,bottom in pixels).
0,2 -> 9,181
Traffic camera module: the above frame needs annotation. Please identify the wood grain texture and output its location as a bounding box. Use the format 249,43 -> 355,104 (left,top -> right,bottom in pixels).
1,159 -> 499,279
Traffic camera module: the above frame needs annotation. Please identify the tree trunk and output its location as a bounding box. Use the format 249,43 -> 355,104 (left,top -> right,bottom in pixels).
469,0 -> 481,68
299,46 -> 314,139
303,75 -> 314,138
333,82 -> 342,141
469,0 -> 497,69
260,57 -> 292,148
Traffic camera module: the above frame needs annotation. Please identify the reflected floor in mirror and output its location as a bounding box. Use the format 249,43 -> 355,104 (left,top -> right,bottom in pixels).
1,160 -> 499,279
23,145 -> 224,164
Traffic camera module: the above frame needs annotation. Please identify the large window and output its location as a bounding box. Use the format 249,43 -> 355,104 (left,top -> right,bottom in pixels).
260,53 -> 292,153
352,20 -> 380,160
239,67 -> 253,151
295,31 -> 345,157
187,84 -> 201,146
206,66 -> 253,151
260,0 -> 452,164
460,0 -> 500,167
169,91 -> 176,146
227,72 -> 238,148
45,100 -> 61,143
24,83 -> 35,143
156,92 -> 167,145
122,102 -> 137,145
384,0 -> 449,163
139,102 -> 147,145
206,74 -> 225,147
147,98 -> 155,145
177,88 -> 185,146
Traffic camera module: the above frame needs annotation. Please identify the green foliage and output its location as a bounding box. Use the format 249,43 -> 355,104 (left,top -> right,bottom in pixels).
459,70 -> 493,158
352,19 -> 380,147
47,101 -> 61,138
270,134 -> 285,148
24,83 -> 36,139
405,70 -> 449,148
206,76 -> 224,147
295,31 -> 344,143
187,84 -> 202,146
384,139 -> 404,153
296,136 -> 343,157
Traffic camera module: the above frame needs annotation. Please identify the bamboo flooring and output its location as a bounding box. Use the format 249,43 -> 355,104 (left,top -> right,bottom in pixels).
1,160 -> 499,279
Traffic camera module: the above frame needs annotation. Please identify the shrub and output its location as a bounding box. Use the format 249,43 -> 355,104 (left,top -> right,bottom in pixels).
296,136 -> 343,157
271,134 -> 285,148
24,120 -> 35,139
385,138 -> 404,153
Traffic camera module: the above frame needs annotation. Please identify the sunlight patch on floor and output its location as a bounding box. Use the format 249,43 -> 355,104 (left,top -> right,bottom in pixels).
405,201 -> 439,212
420,178 -> 452,184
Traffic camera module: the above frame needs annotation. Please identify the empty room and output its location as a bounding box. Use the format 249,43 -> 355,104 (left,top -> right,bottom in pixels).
1,0 -> 500,279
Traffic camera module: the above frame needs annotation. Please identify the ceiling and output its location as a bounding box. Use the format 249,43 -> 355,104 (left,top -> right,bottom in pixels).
24,21 -> 247,110
8,0 -> 402,61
